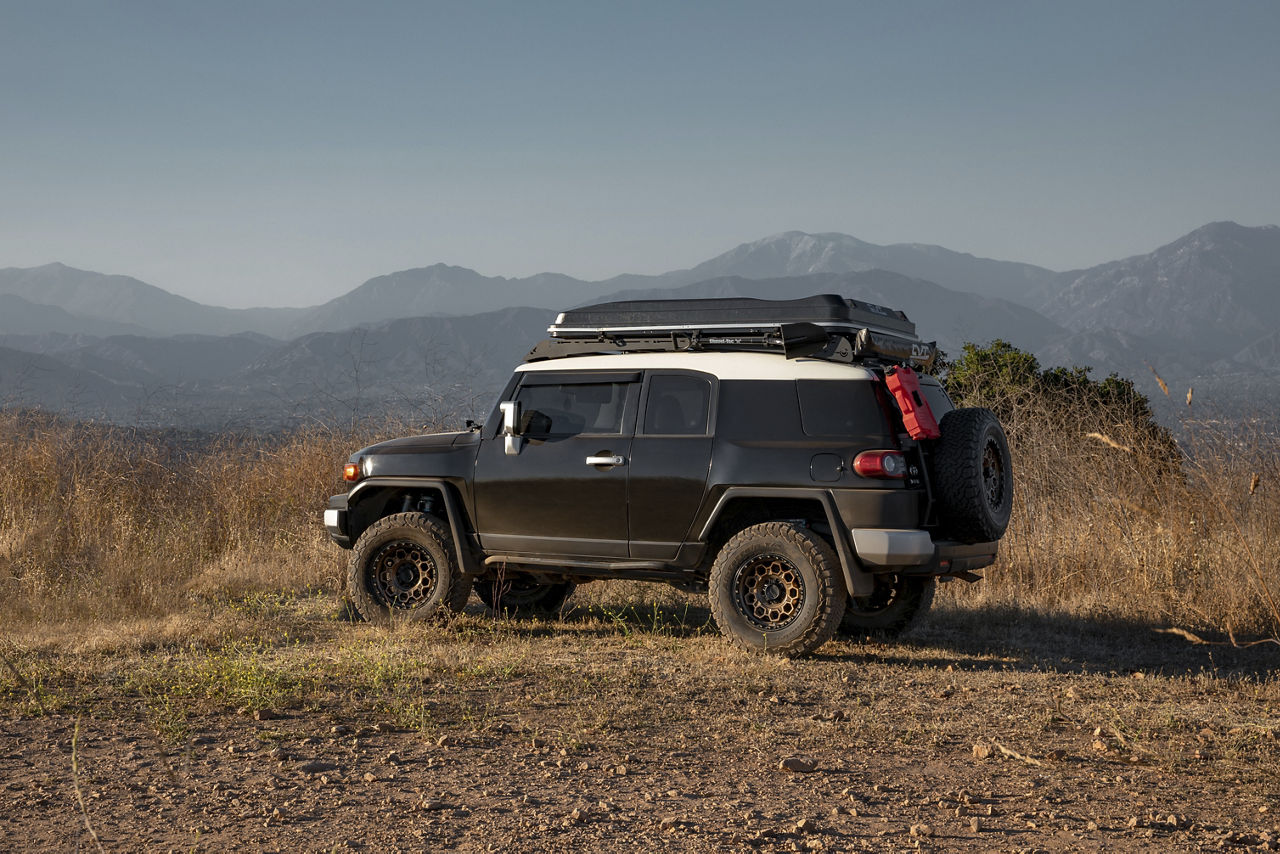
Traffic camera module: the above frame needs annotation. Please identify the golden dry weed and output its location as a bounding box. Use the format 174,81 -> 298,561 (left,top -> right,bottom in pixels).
0,404 -> 1277,642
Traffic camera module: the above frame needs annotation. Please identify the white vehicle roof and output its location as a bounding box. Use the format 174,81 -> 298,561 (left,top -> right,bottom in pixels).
515,351 -> 879,382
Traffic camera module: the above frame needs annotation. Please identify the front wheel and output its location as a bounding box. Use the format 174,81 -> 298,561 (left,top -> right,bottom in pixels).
347,513 -> 471,625
839,574 -> 935,639
708,522 -> 845,657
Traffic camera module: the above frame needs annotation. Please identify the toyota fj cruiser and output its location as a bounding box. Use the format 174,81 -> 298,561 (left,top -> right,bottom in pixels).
324,294 -> 1012,656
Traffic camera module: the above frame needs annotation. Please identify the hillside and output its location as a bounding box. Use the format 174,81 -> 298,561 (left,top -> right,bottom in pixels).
1043,222 -> 1280,357
0,263 -> 305,338
3,221 -> 1279,427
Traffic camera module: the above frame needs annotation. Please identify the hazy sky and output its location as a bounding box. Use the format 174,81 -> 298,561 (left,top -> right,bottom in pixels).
2,1 -> 1278,308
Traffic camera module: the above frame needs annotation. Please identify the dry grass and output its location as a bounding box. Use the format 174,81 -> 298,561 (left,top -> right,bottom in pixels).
0,411 -> 380,642
938,384 -> 1280,638
0,394 -> 1277,646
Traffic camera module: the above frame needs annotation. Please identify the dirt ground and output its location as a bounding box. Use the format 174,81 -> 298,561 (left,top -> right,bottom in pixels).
2,596 -> 1278,852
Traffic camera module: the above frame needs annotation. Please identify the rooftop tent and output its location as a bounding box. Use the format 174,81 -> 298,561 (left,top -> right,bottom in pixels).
529,293 -> 937,369
549,294 -> 916,338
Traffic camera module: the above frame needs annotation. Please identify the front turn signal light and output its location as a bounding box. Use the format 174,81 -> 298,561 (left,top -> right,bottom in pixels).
343,462 -> 361,482
853,450 -> 907,479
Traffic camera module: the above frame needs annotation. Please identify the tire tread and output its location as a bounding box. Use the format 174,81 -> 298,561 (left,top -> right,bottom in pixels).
709,521 -> 845,657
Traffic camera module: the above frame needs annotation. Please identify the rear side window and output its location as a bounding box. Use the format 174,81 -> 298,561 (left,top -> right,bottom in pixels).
918,379 -> 954,418
643,374 -> 712,435
515,382 -> 630,436
796,379 -> 892,437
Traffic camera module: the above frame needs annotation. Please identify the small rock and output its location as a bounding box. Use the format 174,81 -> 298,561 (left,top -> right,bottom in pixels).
910,823 -> 933,837
1086,820 -> 1099,831
531,738 -> 547,749
268,747 -> 288,761
796,818 -> 817,833
1092,739 -> 1110,753
362,772 -> 377,783
614,764 -> 628,776
1127,817 -> 1140,828
970,817 -> 981,832
779,757 -> 817,773
972,743 -> 992,760
568,808 -> 584,822
298,760 -> 337,775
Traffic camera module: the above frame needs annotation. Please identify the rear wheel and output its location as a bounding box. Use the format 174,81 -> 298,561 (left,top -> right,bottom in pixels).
347,513 -> 470,625
709,522 -> 845,657
475,573 -> 575,617
839,574 -> 935,639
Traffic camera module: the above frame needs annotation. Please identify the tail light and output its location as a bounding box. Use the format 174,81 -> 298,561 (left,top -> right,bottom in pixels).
343,462 -> 361,482
853,450 -> 907,479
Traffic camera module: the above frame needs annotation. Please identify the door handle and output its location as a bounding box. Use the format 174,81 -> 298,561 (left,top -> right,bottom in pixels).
585,454 -> 625,466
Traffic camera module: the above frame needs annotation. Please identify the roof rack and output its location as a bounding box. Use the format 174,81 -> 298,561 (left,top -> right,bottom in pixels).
525,294 -> 937,369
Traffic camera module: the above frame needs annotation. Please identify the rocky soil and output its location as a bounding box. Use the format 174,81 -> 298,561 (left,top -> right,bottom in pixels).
2,599 -> 1277,852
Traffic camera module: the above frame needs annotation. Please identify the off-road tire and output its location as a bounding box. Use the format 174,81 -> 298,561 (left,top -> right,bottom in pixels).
475,574 -> 575,618
934,407 -> 1013,543
708,522 -> 845,657
348,512 -> 470,625
839,574 -> 935,639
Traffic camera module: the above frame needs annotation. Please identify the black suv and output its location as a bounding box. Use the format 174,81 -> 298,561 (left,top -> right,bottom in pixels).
324,294 -> 1012,656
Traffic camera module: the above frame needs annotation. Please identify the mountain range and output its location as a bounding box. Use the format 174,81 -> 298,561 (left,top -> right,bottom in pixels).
1,221 -> 1277,428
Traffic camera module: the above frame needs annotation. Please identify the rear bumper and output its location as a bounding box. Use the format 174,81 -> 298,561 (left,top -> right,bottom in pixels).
850,528 -> 934,565
324,494 -> 351,548
850,527 -> 997,575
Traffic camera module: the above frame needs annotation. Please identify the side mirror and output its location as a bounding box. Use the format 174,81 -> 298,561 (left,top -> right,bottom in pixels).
499,401 -> 523,455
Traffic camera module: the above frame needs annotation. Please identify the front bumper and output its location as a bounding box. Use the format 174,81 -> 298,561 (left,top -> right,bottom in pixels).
325,494 -> 351,548
850,527 -> 997,575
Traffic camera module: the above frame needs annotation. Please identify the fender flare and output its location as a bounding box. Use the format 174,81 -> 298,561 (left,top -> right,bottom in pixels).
347,477 -> 481,577
696,487 -> 875,597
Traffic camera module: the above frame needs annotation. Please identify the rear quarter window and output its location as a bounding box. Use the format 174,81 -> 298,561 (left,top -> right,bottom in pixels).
918,378 -> 954,417
796,379 -> 893,438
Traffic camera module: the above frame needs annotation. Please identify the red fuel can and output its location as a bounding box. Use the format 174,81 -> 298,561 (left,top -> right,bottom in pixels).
884,366 -> 941,440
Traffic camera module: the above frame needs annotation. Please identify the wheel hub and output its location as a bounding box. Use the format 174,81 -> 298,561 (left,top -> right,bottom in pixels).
732,554 -> 804,631
369,541 -> 437,610
982,440 -> 1005,508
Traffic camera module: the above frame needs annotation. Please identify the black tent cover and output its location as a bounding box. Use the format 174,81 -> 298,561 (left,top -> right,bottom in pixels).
550,294 -> 916,338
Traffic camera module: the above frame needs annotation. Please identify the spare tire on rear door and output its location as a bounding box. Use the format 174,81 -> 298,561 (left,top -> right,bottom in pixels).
933,407 -> 1013,543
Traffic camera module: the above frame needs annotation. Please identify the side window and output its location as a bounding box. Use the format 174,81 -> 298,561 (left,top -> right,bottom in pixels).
514,382 -> 630,436
643,374 -> 711,436
796,379 -> 891,437
918,379 -> 954,418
